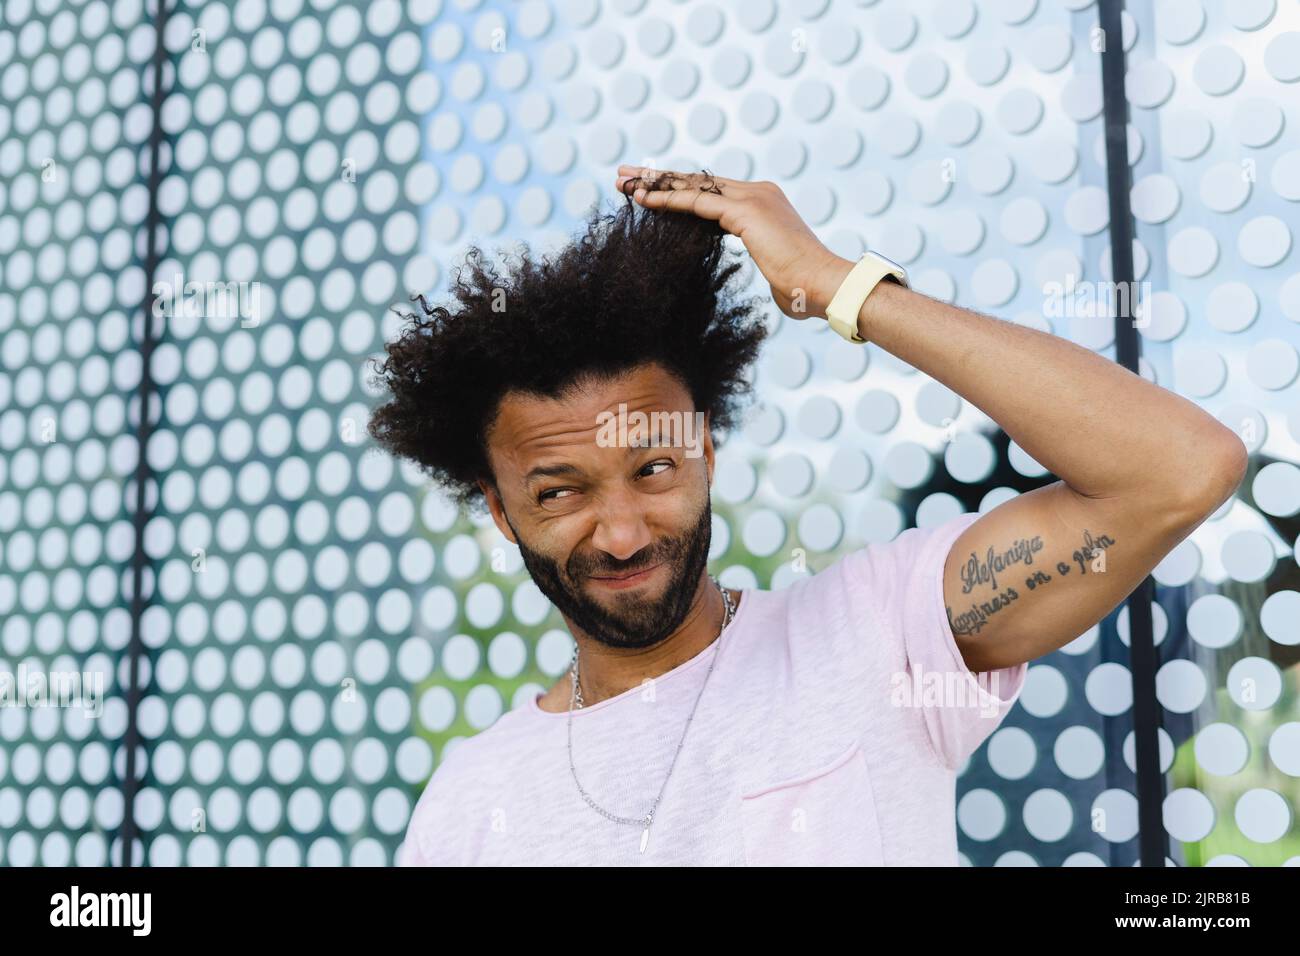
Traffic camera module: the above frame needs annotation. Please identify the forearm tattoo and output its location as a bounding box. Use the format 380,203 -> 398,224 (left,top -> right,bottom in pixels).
946,529 -> 1116,637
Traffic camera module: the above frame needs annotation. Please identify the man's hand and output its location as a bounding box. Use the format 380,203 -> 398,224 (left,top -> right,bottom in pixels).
614,165 -> 852,321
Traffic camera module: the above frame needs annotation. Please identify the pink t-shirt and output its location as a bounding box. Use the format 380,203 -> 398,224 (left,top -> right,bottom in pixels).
397,510 -> 1028,866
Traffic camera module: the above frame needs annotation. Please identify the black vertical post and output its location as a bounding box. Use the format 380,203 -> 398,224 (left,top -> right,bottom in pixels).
1097,0 -> 1168,867
118,0 -> 170,867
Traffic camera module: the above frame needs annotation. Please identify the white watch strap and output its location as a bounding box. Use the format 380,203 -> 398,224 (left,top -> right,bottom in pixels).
825,252 -> 908,344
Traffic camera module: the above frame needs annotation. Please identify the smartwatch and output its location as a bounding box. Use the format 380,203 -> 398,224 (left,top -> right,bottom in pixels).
824,251 -> 909,344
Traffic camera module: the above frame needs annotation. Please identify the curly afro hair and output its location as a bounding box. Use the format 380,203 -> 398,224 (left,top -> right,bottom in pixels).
366,184 -> 771,517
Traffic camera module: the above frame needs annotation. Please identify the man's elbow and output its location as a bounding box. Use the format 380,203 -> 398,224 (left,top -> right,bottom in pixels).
1168,428 -> 1248,525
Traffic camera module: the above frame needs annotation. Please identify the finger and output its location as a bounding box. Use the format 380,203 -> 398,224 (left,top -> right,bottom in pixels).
657,171 -> 717,192
652,170 -> 743,194
615,165 -> 752,194
619,164 -> 735,184
616,166 -> 706,191
615,173 -> 752,204
615,169 -> 713,198
630,184 -> 733,222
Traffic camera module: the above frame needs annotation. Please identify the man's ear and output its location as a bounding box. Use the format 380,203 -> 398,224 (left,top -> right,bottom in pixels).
478,478 -> 518,545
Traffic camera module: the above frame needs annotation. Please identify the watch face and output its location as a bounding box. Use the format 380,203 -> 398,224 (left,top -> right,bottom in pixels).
870,251 -> 909,287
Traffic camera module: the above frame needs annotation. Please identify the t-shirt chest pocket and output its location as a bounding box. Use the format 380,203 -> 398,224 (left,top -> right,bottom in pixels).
737,739 -> 885,866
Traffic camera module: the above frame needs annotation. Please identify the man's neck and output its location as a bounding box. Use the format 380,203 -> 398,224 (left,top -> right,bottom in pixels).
537,579 -> 741,713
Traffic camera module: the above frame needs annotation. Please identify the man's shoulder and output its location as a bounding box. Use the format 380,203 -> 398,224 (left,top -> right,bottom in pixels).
753,545 -> 886,616
402,705 -> 537,864
425,703 -> 536,788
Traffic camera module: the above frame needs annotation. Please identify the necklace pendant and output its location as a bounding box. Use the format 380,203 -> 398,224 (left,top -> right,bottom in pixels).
639,825 -> 649,854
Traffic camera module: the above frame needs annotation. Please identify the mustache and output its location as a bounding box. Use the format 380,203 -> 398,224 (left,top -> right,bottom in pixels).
580,553 -> 666,577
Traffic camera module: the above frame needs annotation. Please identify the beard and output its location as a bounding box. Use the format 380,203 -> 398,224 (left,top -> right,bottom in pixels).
507,494 -> 714,651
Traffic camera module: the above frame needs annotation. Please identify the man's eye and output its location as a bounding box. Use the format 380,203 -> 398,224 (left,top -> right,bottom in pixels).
538,463 -> 673,503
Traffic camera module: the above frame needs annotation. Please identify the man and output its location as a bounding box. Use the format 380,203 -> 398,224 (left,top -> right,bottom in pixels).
369,168 -> 1246,866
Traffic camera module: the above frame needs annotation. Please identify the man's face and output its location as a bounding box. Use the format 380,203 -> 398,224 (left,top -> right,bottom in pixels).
480,363 -> 716,650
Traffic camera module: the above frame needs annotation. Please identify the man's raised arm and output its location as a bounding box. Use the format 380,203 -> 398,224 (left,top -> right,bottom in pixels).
616,167 -> 1249,673
834,273 -> 1247,672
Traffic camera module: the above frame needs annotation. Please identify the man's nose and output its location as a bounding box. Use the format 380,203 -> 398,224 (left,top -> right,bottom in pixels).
588,486 -> 654,562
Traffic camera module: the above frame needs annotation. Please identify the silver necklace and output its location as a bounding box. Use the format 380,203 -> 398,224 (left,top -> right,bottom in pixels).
566,574 -> 737,855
